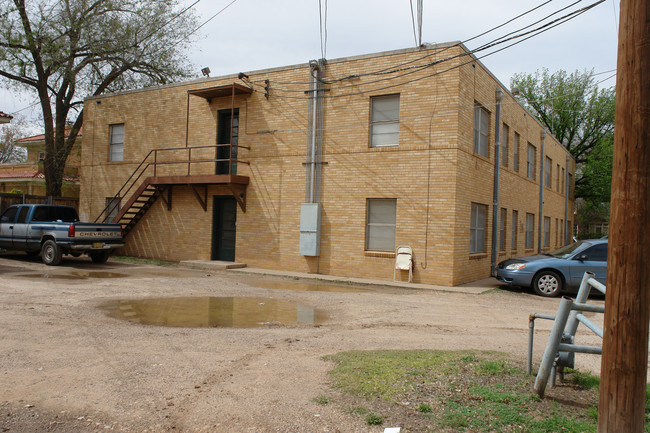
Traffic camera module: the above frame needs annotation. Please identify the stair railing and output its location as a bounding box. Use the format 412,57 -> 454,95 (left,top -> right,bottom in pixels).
94,144 -> 228,223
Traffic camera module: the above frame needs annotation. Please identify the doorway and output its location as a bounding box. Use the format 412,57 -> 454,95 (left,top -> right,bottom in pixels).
211,196 -> 237,261
216,109 -> 239,175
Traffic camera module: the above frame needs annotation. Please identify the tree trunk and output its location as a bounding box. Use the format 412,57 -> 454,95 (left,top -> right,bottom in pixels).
597,0 -> 650,431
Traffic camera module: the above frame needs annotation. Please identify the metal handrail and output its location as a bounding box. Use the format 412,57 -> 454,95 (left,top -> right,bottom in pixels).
94,144 -> 247,223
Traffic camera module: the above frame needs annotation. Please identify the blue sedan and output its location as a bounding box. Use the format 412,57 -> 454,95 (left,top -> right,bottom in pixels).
496,239 -> 608,297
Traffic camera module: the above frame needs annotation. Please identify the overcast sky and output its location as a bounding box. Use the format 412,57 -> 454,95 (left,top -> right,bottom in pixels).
2,0 -> 619,121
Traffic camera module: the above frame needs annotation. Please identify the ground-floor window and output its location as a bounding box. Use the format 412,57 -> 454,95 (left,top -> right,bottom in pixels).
525,213 -> 535,249
366,199 -> 396,251
470,202 -> 488,254
105,197 -> 121,223
511,210 -> 518,250
543,216 -> 551,248
499,208 -> 507,251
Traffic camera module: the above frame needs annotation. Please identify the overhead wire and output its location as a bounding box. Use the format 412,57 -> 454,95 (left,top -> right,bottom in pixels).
244,0 -> 605,99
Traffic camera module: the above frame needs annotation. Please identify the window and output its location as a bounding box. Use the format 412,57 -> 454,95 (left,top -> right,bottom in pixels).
470,202 -> 488,254
366,199 -> 396,251
527,143 -> 536,180
545,156 -> 552,188
513,132 -> 520,172
109,124 -> 124,162
370,95 -> 400,147
580,244 -> 608,262
561,219 -> 564,245
525,213 -> 535,249
511,210 -> 518,250
16,206 -> 28,223
0,207 -> 18,223
499,208 -> 507,251
556,164 -> 560,191
38,152 -> 45,162
106,197 -> 121,223
561,168 -> 565,194
555,218 -> 559,247
501,124 -> 509,167
543,216 -> 551,248
473,104 -> 489,157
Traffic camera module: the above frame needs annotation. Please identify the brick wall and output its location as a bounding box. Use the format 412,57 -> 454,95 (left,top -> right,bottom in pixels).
80,43 -> 575,286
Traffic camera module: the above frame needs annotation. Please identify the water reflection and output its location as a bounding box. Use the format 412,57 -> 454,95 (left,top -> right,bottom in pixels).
99,296 -> 327,328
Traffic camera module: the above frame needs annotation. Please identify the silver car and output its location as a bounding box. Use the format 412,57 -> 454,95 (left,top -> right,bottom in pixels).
496,239 -> 608,297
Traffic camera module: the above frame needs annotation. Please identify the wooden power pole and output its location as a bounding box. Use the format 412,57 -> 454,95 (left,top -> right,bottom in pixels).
598,0 -> 650,431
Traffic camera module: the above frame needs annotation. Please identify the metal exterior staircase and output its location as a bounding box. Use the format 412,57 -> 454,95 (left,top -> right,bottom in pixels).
94,145 -> 249,238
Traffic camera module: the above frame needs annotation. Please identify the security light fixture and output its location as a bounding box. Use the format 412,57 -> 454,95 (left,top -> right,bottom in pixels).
201,67 -> 210,77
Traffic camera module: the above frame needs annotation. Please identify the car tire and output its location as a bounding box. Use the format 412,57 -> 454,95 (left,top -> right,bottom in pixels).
90,250 -> 110,264
41,240 -> 62,266
532,270 -> 563,297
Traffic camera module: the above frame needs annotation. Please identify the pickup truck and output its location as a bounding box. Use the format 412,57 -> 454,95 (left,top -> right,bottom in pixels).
0,204 -> 124,265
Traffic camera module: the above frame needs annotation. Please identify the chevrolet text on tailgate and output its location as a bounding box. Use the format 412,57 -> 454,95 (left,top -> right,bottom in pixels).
0,204 -> 125,265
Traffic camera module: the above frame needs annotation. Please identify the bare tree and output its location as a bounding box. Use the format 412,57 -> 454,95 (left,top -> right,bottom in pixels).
0,118 -> 28,163
0,0 -> 199,195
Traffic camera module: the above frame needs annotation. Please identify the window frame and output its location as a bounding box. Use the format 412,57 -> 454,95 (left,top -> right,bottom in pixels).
470,202 -> 488,254
513,132 -> 520,173
543,216 -> 551,248
501,123 -> 509,167
499,207 -> 507,251
525,213 -> 535,250
545,156 -> 552,188
473,104 -> 490,158
511,210 -> 518,250
109,123 -> 125,162
369,94 -> 400,148
365,198 -> 397,252
527,143 -> 536,180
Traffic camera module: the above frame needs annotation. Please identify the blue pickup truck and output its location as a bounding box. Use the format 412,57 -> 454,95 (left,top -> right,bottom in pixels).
0,204 -> 124,265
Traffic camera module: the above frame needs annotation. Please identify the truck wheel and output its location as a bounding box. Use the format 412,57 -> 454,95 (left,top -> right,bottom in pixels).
41,240 -> 62,266
90,250 -> 110,264
532,270 -> 563,297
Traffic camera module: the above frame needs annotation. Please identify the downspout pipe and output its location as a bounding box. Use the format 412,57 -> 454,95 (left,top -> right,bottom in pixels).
564,154 -> 570,244
538,130 -> 546,253
491,88 -> 503,276
308,60 -> 320,203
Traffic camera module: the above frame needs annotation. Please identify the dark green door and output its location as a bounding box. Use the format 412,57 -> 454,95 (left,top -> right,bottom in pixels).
212,196 -> 237,261
216,109 -> 239,175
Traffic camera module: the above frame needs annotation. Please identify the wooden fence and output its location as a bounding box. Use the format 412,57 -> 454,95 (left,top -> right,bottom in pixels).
0,193 -> 79,214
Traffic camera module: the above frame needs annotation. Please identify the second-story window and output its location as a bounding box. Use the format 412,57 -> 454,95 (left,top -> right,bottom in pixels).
370,94 -> 400,147
527,143 -> 536,180
473,104 -> 489,157
109,123 -> 124,162
501,123 -> 509,167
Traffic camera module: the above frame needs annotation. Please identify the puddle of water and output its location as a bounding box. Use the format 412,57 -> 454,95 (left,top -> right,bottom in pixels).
98,296 -> 327,328
17,271 -> 128,280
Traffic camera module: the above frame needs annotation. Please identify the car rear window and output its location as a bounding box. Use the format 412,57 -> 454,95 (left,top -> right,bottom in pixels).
32,206 -> 79,222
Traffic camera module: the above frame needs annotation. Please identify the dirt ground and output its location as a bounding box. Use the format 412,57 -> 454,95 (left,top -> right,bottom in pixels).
0,254 -> 605,433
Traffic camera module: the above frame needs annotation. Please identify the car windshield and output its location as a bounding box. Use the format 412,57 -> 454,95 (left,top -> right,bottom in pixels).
548,240 -> 592,259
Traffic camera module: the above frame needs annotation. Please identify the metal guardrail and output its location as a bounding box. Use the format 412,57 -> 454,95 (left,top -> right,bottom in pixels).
527,271 -> 606,397
94,144 -> 248,223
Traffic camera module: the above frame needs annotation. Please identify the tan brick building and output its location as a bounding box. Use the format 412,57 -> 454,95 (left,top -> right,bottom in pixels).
80,43 -> 575,286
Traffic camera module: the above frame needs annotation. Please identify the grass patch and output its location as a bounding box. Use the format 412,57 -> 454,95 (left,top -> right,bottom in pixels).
323,349 -> 645,432
312,395 -> 332,405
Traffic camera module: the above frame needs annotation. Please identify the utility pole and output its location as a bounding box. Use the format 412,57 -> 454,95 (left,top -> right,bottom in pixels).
598,0 -> 650,431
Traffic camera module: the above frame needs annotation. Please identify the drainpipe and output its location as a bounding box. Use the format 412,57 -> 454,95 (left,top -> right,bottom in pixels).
564,153 -> 570,244
491,88 -> 503,276
538,130 -> 546,253
309,60 -> 319,203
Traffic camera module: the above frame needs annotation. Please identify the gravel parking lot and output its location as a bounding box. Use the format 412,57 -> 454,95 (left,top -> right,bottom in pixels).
0,254 -> 604,432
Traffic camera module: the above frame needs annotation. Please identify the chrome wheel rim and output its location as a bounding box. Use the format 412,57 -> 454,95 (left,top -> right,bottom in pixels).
537,274 -> 559,295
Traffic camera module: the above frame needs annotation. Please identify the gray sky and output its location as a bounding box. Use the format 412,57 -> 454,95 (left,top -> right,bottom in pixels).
2,0 -> 619,121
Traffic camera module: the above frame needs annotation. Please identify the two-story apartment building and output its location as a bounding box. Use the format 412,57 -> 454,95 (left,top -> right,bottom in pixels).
80,42 -> 575,286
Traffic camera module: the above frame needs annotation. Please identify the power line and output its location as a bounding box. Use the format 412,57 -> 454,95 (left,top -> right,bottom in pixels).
246,0 -> 605,98
167,0 -> 241,51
